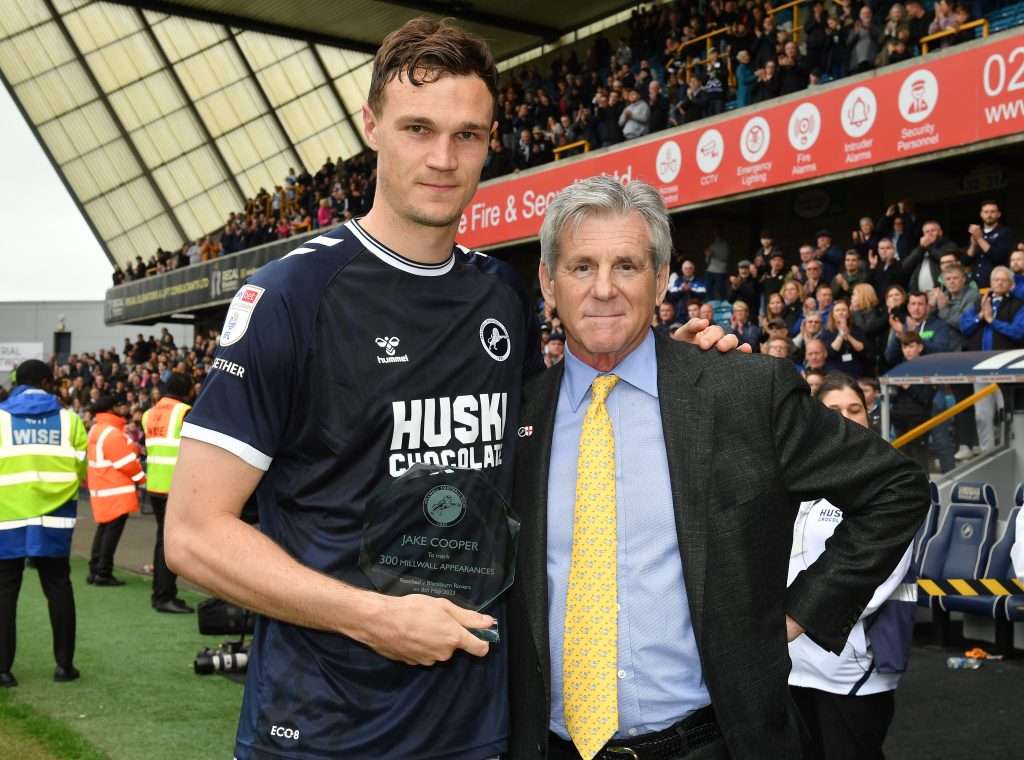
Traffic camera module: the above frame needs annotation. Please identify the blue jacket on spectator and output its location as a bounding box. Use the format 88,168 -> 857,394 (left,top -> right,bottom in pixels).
1014,272 -> 1024,301
959,294 -> 1024,351
729,321 -> 761,351
884,314 -> 952,366
735,63 -> 757,107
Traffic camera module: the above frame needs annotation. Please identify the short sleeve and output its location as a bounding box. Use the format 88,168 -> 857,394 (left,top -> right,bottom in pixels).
182,282 -> 297,471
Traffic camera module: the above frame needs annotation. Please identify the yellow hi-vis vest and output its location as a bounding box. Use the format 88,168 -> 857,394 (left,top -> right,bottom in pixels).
0,406 -> 87,521
142,398 -> 190,495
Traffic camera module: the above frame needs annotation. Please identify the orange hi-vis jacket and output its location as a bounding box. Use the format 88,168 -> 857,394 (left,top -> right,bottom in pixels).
86,412 -> 144,524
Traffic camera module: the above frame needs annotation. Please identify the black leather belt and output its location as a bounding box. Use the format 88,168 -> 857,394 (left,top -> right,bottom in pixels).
549,705 -> 720,760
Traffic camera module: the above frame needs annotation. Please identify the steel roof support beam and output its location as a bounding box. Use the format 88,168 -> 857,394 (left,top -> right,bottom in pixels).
376,0 -> 562,41
136,8 -> 248,211
224,27 -> 305,173
307,44 -> 369,154
43,0 -> 189,250
0,65 -> 117,269
106,0 -> 379,54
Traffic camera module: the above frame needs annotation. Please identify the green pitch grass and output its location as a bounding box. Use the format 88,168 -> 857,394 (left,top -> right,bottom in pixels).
0,557 -> 242,760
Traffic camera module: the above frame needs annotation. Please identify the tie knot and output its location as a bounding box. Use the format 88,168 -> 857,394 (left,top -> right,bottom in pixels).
591,374 -> 620,404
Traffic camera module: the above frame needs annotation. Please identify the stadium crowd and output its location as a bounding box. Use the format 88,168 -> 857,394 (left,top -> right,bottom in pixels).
111,153 -> 376,285
0,330 -> 221,435
107,0 -> 1020,287
539,197 -> 1024,473
482,0 -> 996,178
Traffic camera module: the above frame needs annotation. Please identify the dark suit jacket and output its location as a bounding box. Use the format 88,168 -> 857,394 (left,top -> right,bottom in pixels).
507,333 -> 928,759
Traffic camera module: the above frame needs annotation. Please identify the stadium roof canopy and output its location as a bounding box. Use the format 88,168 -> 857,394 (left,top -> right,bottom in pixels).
1,0 -> 634,270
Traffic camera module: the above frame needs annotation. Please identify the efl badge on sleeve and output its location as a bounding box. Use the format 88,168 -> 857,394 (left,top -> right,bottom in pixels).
219,285 -> 265,347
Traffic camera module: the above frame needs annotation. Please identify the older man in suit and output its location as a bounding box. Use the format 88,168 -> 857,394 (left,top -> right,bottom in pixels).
507,177 -> 928,760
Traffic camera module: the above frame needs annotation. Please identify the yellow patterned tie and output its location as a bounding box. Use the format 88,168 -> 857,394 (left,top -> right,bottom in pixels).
564,373 -> 620,760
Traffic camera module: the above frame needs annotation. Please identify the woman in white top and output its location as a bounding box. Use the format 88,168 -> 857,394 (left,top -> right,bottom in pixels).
1011,507 -> 1024,579
789,373 -> 915,760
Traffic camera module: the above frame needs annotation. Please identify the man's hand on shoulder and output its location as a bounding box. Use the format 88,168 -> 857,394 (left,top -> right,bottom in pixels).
673,318 -> 752,353
354,593 -> 493,666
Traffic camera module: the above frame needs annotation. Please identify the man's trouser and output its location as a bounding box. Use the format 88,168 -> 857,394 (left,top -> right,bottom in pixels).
149,494 -> 179,606
89,514 -> 128,579
0,557 -> 76,673
951,383 -> 979,449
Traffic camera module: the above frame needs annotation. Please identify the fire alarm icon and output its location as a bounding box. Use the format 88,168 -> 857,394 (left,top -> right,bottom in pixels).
787,102 -> 821,150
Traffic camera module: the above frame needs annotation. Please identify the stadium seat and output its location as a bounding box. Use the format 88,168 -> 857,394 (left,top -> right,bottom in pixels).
709,300 -> 732,328
918,481 -> 998,609
911,481 -> 941,572
940,506 -> 1019,618
988,1 -> 1024,32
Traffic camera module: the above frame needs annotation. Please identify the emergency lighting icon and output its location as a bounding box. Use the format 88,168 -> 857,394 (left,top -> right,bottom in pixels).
841,86 -> 877,137
695,128 -> 724,173
787,102 -> 822,150
739,116 -> 770,162
898,69 -> 938,123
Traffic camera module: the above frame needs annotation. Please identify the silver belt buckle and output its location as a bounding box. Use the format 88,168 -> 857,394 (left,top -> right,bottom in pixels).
605,748 -> 640,759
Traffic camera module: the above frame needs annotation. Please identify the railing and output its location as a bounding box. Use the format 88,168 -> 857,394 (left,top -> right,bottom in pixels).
921,19 -> 990,53
891,383 -> 1000,448
679,27 -> 730,59
553,139 -> 590,160
767,0 -> 810,44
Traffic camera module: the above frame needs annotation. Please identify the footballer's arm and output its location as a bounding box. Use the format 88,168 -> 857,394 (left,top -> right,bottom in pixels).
165,438 -> 492,666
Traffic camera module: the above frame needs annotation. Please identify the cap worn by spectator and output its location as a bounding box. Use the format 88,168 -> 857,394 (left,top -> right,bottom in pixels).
767,318 -> 788,329
815,229 -> 832,239
738,260 -> 753,268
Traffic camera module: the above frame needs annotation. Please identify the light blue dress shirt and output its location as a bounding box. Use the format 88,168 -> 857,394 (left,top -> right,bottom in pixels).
547,329 -> 710,740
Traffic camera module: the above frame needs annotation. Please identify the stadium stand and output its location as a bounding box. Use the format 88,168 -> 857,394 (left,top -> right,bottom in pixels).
112,152 -> 376,284
482,0 -> 1024,180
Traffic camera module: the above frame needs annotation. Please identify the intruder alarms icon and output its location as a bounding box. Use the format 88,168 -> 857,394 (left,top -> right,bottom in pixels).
841,86 -> 877,137
849,97 -> 870,127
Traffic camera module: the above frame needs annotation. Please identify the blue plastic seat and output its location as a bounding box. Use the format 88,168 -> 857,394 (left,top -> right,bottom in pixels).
941,505 -> 1019,617
918,481 -> 998,609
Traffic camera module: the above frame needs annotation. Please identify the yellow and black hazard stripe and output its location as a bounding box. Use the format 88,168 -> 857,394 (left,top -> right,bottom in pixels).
917,578 -> 1024,597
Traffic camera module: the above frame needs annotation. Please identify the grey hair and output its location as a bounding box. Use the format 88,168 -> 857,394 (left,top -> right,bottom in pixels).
991,265 -> 1014,282
539,176 -> 673,274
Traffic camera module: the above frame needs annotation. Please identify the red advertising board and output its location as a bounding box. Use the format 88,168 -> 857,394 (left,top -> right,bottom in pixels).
458,33 -> 1024,250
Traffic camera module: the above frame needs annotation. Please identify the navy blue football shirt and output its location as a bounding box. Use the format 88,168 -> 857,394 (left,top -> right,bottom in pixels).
183,219 -> 541,759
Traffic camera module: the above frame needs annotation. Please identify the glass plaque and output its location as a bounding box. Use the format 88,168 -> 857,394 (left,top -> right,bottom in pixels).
358,464 -> 520,642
